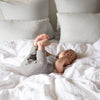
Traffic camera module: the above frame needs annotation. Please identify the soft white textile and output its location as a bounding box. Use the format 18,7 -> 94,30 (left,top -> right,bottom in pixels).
55,0 -> 99,13
0,0 -> 49,20
0,9 -> 3,20
0,19 -> 54,40
54,0 -> 100,38
57,13 -> 100,43
0,39 -> 100,100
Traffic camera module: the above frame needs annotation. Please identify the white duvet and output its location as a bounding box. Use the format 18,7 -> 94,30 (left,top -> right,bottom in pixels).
0,39 -> 100,100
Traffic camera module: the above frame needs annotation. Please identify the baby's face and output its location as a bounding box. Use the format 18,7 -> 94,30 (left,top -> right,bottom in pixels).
55,56 -> 71,73
55,49 -> 77,73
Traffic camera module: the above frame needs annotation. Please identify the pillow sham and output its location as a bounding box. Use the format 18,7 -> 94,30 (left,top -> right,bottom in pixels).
0,19 -> 54,40
54,0 -> 100,40
0,0 -> 49,20
0,9 -> 3,20
57,13 -> 100,43
55,0 -> 99,13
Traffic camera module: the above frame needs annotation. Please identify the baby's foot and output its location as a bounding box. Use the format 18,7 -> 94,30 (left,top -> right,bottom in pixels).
37,39 -> 51,47
34,34 -> 50,46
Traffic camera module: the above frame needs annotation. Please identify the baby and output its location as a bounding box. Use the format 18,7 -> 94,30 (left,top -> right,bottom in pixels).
55,49 -> 77,73
18,34 -> 77,76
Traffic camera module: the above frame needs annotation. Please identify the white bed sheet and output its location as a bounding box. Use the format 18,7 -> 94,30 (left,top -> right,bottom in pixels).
0,39 -> 100,100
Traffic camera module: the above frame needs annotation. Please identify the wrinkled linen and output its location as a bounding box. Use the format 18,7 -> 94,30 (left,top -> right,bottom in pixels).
0,39 -> 100,100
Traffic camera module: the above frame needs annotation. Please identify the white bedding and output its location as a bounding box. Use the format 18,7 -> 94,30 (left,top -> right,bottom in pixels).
0,39 -> 100,100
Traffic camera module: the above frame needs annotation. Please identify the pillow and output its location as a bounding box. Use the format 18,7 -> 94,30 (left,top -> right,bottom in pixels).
0,0 -> 49,20
0,19 -> 54,40
0,9 -> 3,20
54,0 -> 100,40
57,13 -> 100,43
55,0 -> 100,13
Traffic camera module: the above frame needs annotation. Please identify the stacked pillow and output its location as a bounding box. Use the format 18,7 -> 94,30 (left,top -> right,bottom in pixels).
0,9 -> 3,20
55,0 -> 100,43
0,0 -> 54,40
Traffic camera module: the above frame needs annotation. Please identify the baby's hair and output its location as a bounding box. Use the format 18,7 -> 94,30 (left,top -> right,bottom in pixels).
56,49 -> 77,62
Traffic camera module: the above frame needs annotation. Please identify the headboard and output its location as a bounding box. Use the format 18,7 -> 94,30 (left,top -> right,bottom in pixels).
49,0 -> 57,32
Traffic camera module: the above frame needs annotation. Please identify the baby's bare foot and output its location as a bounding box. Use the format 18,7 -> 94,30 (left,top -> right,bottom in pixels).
34,34 -> 50,46
37,39 -> 51,47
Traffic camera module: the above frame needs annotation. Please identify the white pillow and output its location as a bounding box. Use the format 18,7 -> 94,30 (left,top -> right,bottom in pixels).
0,9 -> 3,20
57,13 -> 100,43
0,19 -> 54,40
55,0 -> 100,40
55,0 -> 99,13
0,0 -> 49,20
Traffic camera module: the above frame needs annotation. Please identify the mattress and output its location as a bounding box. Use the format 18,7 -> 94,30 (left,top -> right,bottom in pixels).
0,39 -> 100,100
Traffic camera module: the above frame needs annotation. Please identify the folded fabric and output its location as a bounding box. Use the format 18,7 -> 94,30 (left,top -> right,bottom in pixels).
0,0 -> 49,20
0,19 -> 54,40
57,13 -> 100,43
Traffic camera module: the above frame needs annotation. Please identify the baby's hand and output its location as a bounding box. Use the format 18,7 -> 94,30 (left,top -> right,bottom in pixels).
34,34 -> 50,46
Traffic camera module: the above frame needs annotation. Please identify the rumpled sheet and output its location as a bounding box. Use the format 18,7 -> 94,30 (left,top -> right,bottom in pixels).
0,39 -> 100,100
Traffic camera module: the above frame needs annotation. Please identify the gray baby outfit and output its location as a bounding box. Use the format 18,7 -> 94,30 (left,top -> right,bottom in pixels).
19,46 -> 57,76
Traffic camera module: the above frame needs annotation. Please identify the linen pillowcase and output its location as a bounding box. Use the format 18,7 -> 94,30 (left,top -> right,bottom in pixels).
0,19 -> 54,40
55,0 -> 99,13
57,13 -> 100,43
0,0 -> 49,20
0,9 -> 3,20
54,0 -> 100,40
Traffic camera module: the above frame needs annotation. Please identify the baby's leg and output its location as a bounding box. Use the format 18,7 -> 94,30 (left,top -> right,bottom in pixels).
18,49 -> 48,76
34,34 -> 50,46
37,39 -> 51,47
37,39 -> 51,56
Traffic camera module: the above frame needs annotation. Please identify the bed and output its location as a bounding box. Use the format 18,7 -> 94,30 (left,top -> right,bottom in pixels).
0,0 -> 100,100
